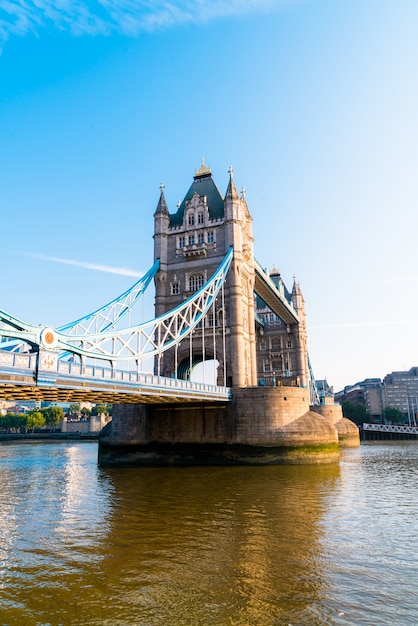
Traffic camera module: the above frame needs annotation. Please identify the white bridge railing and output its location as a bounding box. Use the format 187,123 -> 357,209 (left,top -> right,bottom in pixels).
0,349 -> 231,400
0,351 -> 37,370
363,423 -> 418,435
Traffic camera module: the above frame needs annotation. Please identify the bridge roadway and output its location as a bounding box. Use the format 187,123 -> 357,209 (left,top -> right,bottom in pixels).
0,350 -> 231,405
254,260 -> 299,325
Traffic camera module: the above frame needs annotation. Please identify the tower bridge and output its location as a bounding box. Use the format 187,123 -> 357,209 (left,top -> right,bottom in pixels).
0,163 -> 359,464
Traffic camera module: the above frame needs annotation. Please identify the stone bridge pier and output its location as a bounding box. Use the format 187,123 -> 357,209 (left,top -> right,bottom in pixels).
98,385 -> 358,467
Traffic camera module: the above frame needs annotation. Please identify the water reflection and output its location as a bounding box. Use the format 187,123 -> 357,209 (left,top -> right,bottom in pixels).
0,444 -> 341,625
2,443 -> 417,625
0,443 -> 112,624
90,463 -> 341,625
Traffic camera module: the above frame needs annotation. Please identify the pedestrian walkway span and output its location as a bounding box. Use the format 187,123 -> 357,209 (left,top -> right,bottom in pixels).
0,349 -> 231,405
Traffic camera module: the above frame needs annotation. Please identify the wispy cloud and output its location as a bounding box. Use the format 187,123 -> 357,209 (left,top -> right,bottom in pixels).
0,0 -> 296,43
22,252 -> 143,277
372,276 -> 418,284
311,320 -> 418,330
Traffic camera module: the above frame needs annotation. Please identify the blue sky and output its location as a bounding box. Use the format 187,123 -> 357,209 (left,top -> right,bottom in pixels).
1,0 -> 417,391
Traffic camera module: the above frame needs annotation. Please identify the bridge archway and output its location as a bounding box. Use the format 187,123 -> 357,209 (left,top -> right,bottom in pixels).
177,355 -> 220,385
177,355 -> 202,381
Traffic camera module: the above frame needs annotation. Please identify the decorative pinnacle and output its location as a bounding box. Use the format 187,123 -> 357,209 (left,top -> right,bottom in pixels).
228,165 -> 234,179
160,182 -> 165,193
241,186 -> 246,199
195,157 -> 211,176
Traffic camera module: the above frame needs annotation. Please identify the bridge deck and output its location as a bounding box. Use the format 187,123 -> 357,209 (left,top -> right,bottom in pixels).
0,351 -> 231,405
254,261 -> 299,325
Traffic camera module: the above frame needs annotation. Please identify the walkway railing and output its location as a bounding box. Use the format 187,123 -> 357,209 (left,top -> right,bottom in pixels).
363,423 -> 418,435
0,348 -> 231,402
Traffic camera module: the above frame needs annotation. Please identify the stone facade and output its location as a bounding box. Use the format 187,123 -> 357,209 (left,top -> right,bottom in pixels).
255,269 -> 309,390
153,162 -> 308,389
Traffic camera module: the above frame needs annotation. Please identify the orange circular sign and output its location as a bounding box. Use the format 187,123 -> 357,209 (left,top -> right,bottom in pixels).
44,331 -> 54,345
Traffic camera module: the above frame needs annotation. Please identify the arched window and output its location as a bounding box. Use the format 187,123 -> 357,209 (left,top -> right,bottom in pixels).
189,273 -> 204,292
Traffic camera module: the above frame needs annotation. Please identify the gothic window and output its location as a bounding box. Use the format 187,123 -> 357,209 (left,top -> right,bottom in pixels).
263,362 -> 272,372
188,234 -> 195,246
271,338 -> 281,351
206,311 -> 218,327
198,232 -> 204,244
259,340 -> 267,351
287,339 -> 292,348
188,213 -> 195,226
171,282 -> 180,295
189,273 -> 204,292
197,212 -> 204,225
178,236 -> 185,248
207,231 -> 214,243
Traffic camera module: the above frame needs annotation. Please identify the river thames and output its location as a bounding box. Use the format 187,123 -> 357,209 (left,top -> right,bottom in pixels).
0,441 -> 417,625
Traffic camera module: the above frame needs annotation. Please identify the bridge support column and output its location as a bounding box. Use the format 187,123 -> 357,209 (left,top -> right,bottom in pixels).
98,387 -> 344,467
311,404 -> 360,448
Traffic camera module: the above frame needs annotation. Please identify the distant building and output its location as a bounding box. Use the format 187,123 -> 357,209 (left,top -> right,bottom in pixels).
382,367 -> 418,421
335,379 -> 383,422
335,367 -> 418,423
0,401 -> 14,416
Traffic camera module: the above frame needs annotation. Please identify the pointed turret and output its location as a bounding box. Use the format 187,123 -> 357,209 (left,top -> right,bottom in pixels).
291,276 -> 305,313
154,182 -> 170,265
224,165 -> 243,226
154,182 -> 169,216
225,165 -> 240,202
240,186 -> 252,221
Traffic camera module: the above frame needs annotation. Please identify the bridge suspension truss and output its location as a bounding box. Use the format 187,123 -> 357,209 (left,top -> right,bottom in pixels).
0,248 -> 233,381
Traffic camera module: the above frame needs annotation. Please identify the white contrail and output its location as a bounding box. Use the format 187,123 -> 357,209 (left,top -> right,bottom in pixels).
22,253 -> 143,277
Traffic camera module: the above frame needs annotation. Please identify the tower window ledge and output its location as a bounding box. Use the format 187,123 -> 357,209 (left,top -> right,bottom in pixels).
183,246 -> 207,258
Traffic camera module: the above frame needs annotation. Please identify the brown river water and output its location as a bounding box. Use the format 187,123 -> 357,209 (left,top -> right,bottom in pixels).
0,441 -> 417,625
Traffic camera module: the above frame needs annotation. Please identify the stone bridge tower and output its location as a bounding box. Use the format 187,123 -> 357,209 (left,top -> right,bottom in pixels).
98,162 -> 360,467
154,161 -> 257,387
